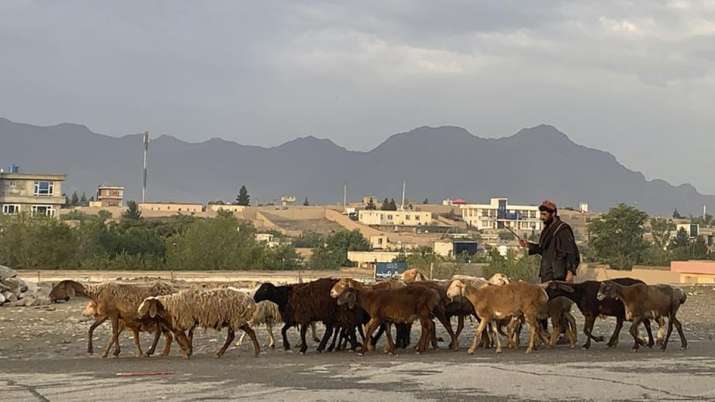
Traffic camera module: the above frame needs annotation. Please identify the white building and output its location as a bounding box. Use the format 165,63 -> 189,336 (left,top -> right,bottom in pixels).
460,197 -> 542,233
358,209 -> 432,226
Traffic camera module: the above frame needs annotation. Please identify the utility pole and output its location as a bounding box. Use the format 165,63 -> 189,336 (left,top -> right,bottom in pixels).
343,182 -> 348,210
142,131 -> 149,203
401,180 -> 406,210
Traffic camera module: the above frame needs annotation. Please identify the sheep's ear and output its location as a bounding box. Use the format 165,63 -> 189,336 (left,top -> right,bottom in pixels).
149,301 -> 158,318
346,291 -> 357,309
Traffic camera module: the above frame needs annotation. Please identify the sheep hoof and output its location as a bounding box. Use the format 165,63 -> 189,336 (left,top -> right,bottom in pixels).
581,344 -> 590,350
496,348 -> 503,354
593,336 -> 605,342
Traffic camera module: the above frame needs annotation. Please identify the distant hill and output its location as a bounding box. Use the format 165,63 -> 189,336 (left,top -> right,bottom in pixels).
1,117 -> 712,215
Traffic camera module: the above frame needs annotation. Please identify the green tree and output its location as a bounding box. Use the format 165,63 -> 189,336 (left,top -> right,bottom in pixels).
236,185 -> 250,206
669,228 -> 691,261
80,192 -> 88,206
673,209 -> 682,219
303,197 -> 309,206
380,198 -> 391,211
365,197 -> 377,210
483,248 -> 539,282
588,204 -> 649,269
423,198 -> 429,204
388,198 -> 398,211
123,200 -> 142,221
309,230 -> 369,269
71,191 -> 80,206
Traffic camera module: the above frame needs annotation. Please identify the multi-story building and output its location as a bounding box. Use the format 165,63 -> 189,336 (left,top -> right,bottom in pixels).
460,197 -> 542,233
0,170 -> 66,216
95,185 -> 125,207
358,209 -> 432,226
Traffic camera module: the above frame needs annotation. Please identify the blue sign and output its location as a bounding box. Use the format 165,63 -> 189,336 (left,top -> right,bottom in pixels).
375,262 -> 408,279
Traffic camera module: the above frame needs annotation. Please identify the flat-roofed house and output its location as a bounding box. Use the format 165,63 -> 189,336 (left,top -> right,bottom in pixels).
96,185 -> 125,207
0,170 -> 66,217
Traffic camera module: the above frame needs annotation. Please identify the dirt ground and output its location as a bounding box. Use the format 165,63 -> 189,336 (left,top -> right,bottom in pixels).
1,284 -> 714,401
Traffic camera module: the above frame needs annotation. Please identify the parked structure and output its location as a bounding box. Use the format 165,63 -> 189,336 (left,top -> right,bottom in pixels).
460,197 -> 542,234
347,251 -> 403,269
0,169 -> 65,216
93,185 -> 124,207
358,209 -> 432,226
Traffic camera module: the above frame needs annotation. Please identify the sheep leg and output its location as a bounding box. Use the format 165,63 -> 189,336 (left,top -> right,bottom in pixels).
299,323 -> 309,354
384,324 -> 397,354
607,316 -> 623,347
672,316 -> 687,350
469,318 -> 489,354
661,315 -> 675,352
456,315 -> 465,340
363,319 -> 381,353
240,324 -> 261,357
642,319 -> 655,348
525,316 -> 541,353
430,319 -> 439,349
160,330 -> 173,357
549,313 -> 561,348
491,320 -> 502,353
131,327 -> 144,357
217,327 -> 235,358
656,317 -> 666,345
281,323 -> 292,350
629,317 -> 643,351
327,327 -> 340,352
357,324 -> 366,344
565,312 -> 577,348
236,331 -> 247,348
310,322 -> 321,343
110,316 -> 121,358
317,324 -> 333,352
87,317 -> 107,354
582,315 -> 598,349
146,322 -> 162,356
266,322 -> 275,349
416,319 -> 431,354
371,324 -> 385,346
173,330 -> 191,359
434,307 -> 459,351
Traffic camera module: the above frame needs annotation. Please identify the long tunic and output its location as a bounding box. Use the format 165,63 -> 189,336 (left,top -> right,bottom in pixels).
527,217 -> 580,282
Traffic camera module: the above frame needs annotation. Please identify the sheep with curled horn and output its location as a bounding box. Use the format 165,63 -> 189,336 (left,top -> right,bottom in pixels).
137,287 -> 260,359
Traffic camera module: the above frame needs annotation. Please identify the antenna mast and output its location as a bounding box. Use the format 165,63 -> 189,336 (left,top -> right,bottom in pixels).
142,131 -> 149,203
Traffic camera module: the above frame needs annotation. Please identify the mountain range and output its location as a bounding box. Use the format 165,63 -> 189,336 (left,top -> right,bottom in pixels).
0,117 -> 712,215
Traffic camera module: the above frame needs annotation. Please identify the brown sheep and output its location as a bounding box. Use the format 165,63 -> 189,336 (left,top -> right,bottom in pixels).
447,280 -> 549,353
50,280 -> 176,357
330,278 -> 441,354
597,282 -> 687,351
82,300 -> 173,357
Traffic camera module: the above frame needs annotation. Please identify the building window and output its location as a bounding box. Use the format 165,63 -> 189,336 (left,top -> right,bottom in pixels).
34,181 -> 54,196
405,215 -> 411,220
387,215 -> 393,220
31,205 -> 55,217
2,204 -> 20,215
415,215 -> 420,221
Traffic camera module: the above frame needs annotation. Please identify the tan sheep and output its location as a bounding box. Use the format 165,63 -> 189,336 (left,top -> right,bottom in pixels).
447,279 -> 549,353
236,300 -> 282,349
138,287 -> 260,359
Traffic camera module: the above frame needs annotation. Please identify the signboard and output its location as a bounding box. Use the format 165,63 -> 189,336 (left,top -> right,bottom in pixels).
375,261 -> 407,280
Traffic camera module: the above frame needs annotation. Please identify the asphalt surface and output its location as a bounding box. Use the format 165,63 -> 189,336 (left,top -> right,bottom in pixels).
1,286 -> 714,401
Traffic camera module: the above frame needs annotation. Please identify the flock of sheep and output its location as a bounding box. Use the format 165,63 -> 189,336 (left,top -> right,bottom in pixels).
48,269 -> 688,360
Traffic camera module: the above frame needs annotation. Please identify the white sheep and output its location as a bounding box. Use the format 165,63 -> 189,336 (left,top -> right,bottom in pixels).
138,287 -> 260,358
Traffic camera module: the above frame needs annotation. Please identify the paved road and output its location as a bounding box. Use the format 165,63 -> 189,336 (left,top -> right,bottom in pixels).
2,340 -> 713,401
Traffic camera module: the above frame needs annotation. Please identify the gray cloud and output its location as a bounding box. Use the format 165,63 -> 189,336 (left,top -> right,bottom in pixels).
0,0 -> 713,193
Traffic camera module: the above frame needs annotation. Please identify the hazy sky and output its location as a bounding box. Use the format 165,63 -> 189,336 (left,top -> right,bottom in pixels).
1,1 -> 714,193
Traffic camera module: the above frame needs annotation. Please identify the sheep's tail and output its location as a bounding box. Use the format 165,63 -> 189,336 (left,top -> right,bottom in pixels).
680,291 -> 687,305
